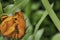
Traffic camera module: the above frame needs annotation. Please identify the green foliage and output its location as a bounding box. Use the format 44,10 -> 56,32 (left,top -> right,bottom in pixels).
0,0 -> 60,40
0,2 -> 3,14
0,36 -> 3,40
31,3 -> 40,10
30,10 -> 43,25
52,33 -> 60,40
35,29 -> 44,40
41,0 -> 60,31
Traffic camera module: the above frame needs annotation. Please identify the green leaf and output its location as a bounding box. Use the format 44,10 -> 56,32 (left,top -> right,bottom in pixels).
0,2 -> 3,13
52,33 -> 60,40
25,1 -> 31,17
0,0 -> 29,17
41,0 -> 60,31
31,3 -> 40,10
30,10 -> 43,25
4,4 -> 14,13
6,0 -> 29,14
34,3 -> 54,33
35,29 -> 44,40
14,0 -> 23,4
0,37 -> 3,40
27,35 -> 34,40
4,4 -> 20,14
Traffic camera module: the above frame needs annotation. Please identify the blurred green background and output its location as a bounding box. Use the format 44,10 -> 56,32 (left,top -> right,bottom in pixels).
0,0 -> 60,40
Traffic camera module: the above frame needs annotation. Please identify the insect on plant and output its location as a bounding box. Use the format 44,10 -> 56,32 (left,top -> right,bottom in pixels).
0,0 -> 60,40
0,11 -> 26,38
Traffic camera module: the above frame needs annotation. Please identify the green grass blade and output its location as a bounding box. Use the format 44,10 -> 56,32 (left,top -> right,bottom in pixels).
0,2 -> 3,13
27,35 -> 34,40
41,0 -> 60,31
35,29 -> 44,40
34,3 -> 54,33
25,1 -> 31,17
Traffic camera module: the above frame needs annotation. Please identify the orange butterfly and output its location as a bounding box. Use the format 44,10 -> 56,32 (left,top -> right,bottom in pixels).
0,12 -> 26,38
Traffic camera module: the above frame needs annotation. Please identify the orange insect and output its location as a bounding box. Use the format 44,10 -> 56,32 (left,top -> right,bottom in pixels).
0,11 -> 26,38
